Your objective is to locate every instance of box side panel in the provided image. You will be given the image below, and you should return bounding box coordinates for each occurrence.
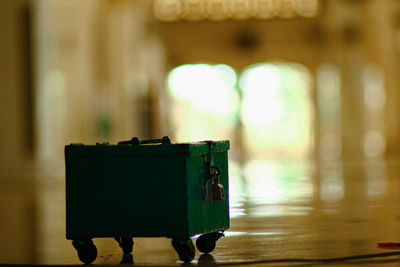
[66,150,188,239]
[186,151,229,237]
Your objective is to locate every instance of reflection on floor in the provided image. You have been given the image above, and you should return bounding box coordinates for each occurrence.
[0,159,399,266]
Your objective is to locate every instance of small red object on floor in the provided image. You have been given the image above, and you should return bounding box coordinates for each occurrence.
[377,243,400,249]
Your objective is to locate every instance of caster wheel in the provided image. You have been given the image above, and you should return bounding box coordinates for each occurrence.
[72,240,97,264]
[172,238,195,263]
[196,232,224,254]
[115,237,134,254]
[120,253,134,264]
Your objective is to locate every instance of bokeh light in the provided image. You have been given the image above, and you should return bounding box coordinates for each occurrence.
[154,0,321,21]
[362,64,386,113]
[240,63,313,161]
[168,62,314,160]
[167,63,239,142]
[317,63,341,160]
[363,130,386,158]
[168,64,239,118]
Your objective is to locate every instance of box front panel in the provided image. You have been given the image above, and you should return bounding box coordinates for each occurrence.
[66,149,188,239]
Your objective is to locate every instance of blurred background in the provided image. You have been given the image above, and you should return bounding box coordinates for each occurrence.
[2,0,400,166]
[2,0,399,167]
[1,0,400,265]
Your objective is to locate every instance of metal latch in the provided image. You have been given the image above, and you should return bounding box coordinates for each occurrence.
[118,136,171,145]
[204,142,225,202]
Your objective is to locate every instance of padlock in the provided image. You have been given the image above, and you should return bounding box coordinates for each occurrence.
[212,173,225,201]
[212,182,225,200]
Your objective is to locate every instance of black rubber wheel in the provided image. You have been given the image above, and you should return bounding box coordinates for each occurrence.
[172,238,195,263]
[73,240,97,264]
[196,233,216,254]
[120,253,134,264]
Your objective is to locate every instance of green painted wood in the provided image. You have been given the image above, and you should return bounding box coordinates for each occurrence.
[65,140,229,240]
[186,151,230,236]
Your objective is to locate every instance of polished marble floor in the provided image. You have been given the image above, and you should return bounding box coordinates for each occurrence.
[0,159,400,266]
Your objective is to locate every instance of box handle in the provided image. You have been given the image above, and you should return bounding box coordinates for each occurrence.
[118,136,171,145]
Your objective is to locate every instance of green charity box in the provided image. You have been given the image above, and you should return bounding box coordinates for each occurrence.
[65,136,230,263]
